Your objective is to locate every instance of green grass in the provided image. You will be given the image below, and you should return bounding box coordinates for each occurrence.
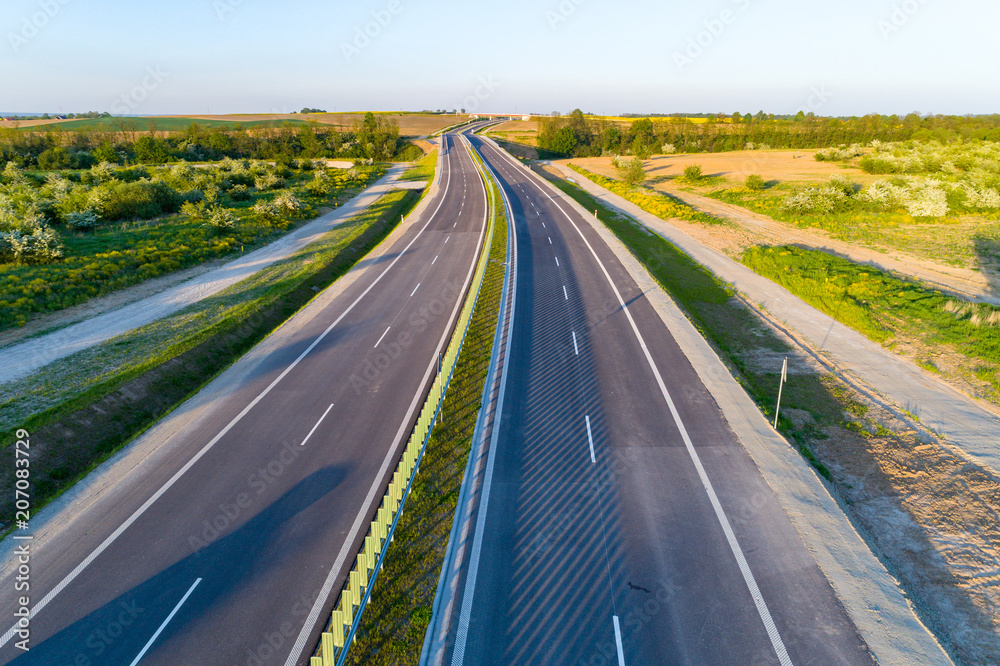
[0,165,384,330]
[742,244,1000,399]
[400,150,437,182]
[568,164,724,225]
[343,167,508,665]
[0,188,421,529]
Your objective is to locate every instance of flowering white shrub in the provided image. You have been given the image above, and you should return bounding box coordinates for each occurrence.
[254,173,284,190]
[2,162,28,185]
[65,209,100,230]
[207,207,238,230]
[252,200,281,222]
[661,143,677,154]
[957,183,1000,209]
[274,191,302,212]
[902,180,949,217]
[857,181,906,210]
[782,186,849,214]
[89,161,117,184]
[0,225,63,263]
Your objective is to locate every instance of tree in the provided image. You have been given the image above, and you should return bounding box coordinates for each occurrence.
[551,126,578,156]
[355,112,400,160]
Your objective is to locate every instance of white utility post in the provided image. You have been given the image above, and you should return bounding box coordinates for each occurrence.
[773,357,788,429]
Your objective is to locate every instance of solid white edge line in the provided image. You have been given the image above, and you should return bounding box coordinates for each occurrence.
[300,404,334,446]
[585,415,596,463]
[572,331,579,356]
[488,140,794,666]
[0,128,462,652]
[284,132,489,666]
[374,326,391,348]
[613,615,626,666]
[128,578,202,666]
[410,283,421,298]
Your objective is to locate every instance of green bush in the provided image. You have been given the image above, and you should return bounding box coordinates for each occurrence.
[613,156,646,186]
[745,174,766,191]
[228,184,252,201]
[683,164,703,181]
[859,156,900,174]
[96,180,182,221]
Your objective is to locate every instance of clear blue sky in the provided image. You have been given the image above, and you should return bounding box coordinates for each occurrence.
[3,0,998,116]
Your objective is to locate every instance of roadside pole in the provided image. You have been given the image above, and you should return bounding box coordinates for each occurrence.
[773,357,788,429]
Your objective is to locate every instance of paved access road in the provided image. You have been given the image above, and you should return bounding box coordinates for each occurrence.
[0,128,488,666]
[452,136,876,665]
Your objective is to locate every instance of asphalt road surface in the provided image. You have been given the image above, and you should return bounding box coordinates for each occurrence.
[451,136,876,665]
[0,128,488,666]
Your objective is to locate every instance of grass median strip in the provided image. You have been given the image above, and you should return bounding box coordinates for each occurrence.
[546,169,1000,663]
[342,173,508,665]
[0,187,422,530]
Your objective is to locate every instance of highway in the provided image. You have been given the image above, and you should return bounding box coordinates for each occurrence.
[449,135,877,665]
[0,128,488,665]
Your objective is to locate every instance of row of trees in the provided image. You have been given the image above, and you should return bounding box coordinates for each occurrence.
[537,110,1000,158]
[0,113,419,169]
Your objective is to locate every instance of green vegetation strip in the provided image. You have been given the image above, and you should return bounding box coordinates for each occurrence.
[568,164,723,225]
[399,150,437,182]
[743,245,1000,399]
[0,188,421,528]
[342,169,508,665]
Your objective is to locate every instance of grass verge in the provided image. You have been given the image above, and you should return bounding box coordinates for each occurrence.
[342,170,508,665]
[400,150,437,182]
[0,188,422,529]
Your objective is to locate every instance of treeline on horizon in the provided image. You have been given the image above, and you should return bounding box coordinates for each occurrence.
[536,110,1000,158]
[0,113,421,169]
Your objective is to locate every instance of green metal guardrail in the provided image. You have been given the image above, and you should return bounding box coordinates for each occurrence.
[309,139,499,666]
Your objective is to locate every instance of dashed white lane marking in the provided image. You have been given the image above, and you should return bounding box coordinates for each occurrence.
[432,255,438,265]
[585,415,596,463]
[548,237,552,244]
[541,222,546,228]
[563,285,568,300]
[300,404,334,446]
[555,256,560,267]
[410,283,421,297]
[572,331,579,355]
[129,578,202,666]
[445,236,450,243]
[374,326,391,348]
[613,616,626,666]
